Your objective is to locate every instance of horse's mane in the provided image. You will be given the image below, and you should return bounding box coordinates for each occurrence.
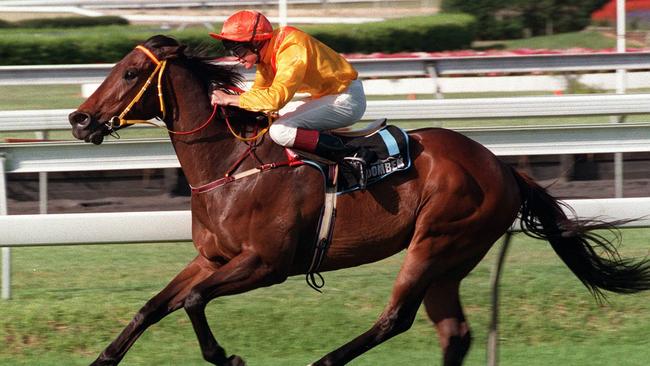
[143,35,244,92]
[143,35,265,126]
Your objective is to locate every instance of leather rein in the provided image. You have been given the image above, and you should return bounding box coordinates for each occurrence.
[109,45,302,194]
[108,45,273,140]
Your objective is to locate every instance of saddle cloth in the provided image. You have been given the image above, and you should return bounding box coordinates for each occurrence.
[299,125,411,193]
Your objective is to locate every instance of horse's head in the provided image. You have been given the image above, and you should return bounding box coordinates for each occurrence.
[69,35,189,144]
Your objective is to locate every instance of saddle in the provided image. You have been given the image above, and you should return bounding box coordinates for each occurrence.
[291,120,411,193]
[331,117,387,138]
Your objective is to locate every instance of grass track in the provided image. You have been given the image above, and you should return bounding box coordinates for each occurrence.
[2,229,649,365]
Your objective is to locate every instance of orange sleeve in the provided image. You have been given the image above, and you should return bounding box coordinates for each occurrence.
[239,44,307,112]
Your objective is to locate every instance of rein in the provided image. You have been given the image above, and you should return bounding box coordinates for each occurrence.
[109,45,295,191]
[108,43,333,292]
[109,45,273,140]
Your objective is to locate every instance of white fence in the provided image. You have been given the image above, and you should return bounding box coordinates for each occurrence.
[2,123,650,174]
[3,198,650,248]
[3,52,650,85]
[4,94,650,133]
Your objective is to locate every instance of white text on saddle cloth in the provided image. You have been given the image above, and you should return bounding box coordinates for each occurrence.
[367,157,405,180]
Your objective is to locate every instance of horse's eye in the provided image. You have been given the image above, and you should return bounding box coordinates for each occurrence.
[124,69,138,80]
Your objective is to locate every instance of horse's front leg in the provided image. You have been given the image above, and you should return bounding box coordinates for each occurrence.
[90,255,219,366]
[183,248,288,366]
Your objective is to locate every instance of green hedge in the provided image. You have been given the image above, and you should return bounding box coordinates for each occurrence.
[0,26,211,65]
[14,16,128,28]
[441,0,609,39]
[304,14,476,53]
[0,19,14,29]
[0,14,476,65]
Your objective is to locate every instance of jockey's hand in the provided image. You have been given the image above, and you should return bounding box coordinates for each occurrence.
[211,90,240,107]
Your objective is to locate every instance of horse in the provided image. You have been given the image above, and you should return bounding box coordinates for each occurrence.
[68,35,650,366]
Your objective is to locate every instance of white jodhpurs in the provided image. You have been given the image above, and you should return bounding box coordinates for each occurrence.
[268,79,366,147]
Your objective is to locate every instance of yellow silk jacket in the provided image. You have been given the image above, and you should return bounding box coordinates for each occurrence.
[238,27,358,112]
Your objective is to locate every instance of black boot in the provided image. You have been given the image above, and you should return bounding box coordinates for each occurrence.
[315,134,373,190]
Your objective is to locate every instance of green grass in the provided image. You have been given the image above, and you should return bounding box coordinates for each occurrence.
[0,84,85,111]
[2,229,650,365]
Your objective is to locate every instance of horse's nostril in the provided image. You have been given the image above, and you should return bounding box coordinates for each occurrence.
[69,111,92,128]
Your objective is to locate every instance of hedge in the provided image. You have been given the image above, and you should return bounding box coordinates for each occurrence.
[0,19,14,29]
[442,0,609,39]
[303,13,476,53]
[0,26,211,65]
[0,14,476,65]
[14,16,128,28]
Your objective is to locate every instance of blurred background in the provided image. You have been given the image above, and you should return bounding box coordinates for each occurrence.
[0,1,649,365]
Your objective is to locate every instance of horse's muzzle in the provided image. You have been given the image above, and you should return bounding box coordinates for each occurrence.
[69,111,106,145]
[69,111,91,129]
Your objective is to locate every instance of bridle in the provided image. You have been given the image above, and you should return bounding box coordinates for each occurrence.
[108,44,272,140]
[108,45,168,131]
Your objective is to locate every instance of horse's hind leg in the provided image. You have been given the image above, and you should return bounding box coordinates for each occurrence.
[423,280,471,366]
[310,238,443,366]
[90,255,218,366]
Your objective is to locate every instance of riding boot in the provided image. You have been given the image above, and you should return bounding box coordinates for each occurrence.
[314,133,373,190]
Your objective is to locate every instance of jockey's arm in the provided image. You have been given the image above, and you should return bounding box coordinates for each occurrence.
[238,44,307,112]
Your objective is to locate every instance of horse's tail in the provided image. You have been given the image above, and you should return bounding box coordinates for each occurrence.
[511,168,650,300]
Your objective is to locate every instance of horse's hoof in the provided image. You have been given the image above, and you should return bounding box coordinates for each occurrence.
[225,355,246,366]
[89,359,116,366]
[89,354,118,366]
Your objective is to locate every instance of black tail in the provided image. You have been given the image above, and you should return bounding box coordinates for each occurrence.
[512,169,650,300]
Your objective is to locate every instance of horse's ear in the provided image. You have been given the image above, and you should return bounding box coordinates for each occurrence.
[159,45,187,60]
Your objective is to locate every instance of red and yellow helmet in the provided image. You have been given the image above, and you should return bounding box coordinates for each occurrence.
[209,10,274,43]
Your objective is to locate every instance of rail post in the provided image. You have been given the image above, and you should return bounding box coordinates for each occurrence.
[36,131,48,214]
[0,154,10,300]
[426,62,443,99]
[613,0,627,198]
[487,231,513,366]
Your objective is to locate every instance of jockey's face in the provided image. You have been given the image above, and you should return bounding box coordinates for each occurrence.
[237,50,258,69]
[224,40,259,69]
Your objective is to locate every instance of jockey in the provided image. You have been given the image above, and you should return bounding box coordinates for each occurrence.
[209,10,373,188]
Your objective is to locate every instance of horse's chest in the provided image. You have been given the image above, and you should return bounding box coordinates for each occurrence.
[192,197,290,260]
[190,200,246,258]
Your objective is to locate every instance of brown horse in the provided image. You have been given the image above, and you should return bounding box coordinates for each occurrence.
[68,35,650,366]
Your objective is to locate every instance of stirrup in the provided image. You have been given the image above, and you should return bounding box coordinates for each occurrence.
[343,156,368,190]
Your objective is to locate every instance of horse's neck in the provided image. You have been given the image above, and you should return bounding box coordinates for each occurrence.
[164,65,283,188]
[167,107,236,186]
[168,102,282,189]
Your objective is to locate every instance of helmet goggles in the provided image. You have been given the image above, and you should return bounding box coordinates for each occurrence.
[223,40,252,59]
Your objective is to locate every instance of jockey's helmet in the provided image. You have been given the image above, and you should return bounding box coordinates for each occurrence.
[209,10,274,43]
